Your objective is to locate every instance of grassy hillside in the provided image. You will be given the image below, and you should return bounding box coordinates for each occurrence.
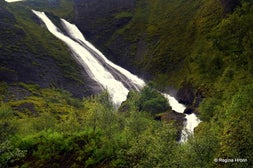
[0,0,96,98]
[23,0,74,19]
[104,0,224,87]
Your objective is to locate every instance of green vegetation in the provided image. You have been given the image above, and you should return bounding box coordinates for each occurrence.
[114,11,133,19]
[107,1,253,166]
[23,0,74,19]
[1,0,85,95]
[138,86,170,115]
[106,0,210,86]
[8,3,81,83]
[1,81,252,167]
[0,84,180,167]
[1,0,253,167]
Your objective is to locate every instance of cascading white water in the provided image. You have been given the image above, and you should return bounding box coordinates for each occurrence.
[181,113,201,142]
[32,10,129,106]
[32,10,200,141]
[61,19,146,91]
[162,93,186,113]
[163,93,201,142]
[4,0,24,2]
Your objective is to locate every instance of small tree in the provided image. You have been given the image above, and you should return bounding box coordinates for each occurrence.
[138,86,171,115]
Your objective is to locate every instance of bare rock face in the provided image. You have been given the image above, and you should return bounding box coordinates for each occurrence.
[219,0,240,14]
[155,111,186,123]
[184,107,195,115]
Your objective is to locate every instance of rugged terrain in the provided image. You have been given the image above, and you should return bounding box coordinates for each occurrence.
[1,0,253,167]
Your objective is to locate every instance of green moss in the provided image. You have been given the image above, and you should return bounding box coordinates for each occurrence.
[5,3,84,85]
[0,81,8,94]
[15,0,74,20]
[114,11,133,19]
[18,83,40,94]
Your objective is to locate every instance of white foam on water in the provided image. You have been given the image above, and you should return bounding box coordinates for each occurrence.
[5,0,24,3]
[61,19,145,90]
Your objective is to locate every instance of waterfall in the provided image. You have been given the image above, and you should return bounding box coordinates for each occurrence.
[162,93,186,113]
[32,10,129,106]
[32,10,200,141]
[181,113,201,142]
[61,19,145,91]
[162,93,201,142]
[4,0,24,2]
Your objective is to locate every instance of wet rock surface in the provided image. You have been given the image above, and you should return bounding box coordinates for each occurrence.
[155,111,186,124]
[176,83,195,105]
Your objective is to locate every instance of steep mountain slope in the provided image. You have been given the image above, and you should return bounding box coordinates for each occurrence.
[0,0,100,99]
[73,0,138,74]
[73,0,227,84]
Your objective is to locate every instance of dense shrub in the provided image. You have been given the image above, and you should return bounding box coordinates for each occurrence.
[138,86,171,115]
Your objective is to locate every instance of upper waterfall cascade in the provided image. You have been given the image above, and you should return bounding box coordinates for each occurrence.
[4,0,24,2]
[32,10,130,106]
[61,19,146,91]
[32,10,201,141]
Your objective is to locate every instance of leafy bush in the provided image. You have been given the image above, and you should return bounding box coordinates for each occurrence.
[138,87,170,115]
[0,141,27,167]
[199,98,219,122]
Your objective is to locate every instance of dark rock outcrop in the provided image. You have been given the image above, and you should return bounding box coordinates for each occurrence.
[176,83,207,115]
[176,83,195,105]
[219,0,240,14]
[155,111,186,125]
[155,110,186,141]
[184,107,195,115]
